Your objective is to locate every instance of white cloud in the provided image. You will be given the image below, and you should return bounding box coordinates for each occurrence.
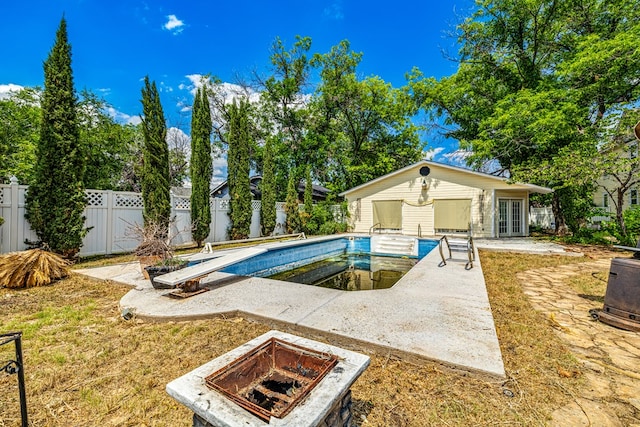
[212,154,228,187]
[167,126,190,147]
[424,147,445,160]
[0,83,24,99]
[106,107,141,125]
[163,14,185,34]
[183,74,261,104]
[442,150,472,166]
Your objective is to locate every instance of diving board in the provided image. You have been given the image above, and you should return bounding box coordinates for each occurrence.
[153,247,267,287]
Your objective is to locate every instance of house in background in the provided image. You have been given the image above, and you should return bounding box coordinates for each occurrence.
[211,175,331,201]
[339,160,552,238]
[592,121,640,218]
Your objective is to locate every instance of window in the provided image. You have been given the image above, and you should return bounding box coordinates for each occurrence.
[434,199,471,233]
[631,189,638,206]
[372,200,402,229]
[603,193,609,208]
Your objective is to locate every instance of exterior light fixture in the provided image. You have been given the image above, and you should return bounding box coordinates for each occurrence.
[421,178,428,191]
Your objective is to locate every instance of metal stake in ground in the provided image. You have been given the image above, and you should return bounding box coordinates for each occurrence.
[1,331,28,427]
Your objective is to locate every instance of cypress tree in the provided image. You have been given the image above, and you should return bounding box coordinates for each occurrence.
[284,173,302,233]
[190,87,213,246]
[140,76,171,235]
[25,17,87,257]
[260,136,276,236]
[304,165,313,215]
[227,99,252,239]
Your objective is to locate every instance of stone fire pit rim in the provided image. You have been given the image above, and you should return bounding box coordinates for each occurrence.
[166,330,371,427]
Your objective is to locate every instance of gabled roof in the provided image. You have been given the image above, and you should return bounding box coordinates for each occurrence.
[338,160,553,196]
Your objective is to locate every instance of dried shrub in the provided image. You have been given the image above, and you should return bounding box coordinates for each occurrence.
[125,219,174,260]
[0,249,70,288]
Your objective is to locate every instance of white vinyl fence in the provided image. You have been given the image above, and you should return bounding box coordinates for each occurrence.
[0,181,286,256]
[529,206,555,230]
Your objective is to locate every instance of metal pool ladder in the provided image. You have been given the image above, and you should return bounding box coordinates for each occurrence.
[438,235,475,270]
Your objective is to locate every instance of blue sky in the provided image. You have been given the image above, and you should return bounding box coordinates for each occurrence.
[1,0,474,165]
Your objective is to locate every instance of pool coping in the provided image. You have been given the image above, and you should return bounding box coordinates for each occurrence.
[75,234,506,379]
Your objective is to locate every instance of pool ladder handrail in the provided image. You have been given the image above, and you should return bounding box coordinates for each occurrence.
[438,235,475,270]
[369,223,382,235]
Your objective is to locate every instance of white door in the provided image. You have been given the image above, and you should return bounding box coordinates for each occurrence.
[498,199,524,237]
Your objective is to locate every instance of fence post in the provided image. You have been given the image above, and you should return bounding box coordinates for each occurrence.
[105,191,114,255]
[10,176,19,252]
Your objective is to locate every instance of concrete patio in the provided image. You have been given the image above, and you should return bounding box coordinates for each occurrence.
[74,237,571,380]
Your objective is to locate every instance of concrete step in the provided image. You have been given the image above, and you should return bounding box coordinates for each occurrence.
[370,235,418,257]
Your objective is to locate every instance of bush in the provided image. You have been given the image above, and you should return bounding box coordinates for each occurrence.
[563,227,613,245]
[600,206,640,246]
[624,206,640,239]
[304,202,348,236]
[319,221,348,235]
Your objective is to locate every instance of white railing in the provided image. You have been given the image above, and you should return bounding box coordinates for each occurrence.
[0,182,287,256]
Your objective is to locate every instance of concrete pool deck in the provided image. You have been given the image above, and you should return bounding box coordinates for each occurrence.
[74,237,571,379]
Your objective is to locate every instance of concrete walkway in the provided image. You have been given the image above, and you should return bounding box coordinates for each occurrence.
[74,237,573,379]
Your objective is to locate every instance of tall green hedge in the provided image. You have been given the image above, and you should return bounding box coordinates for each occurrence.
[140,76,171,235]
[227,99,252,239]
[25,17,87,257]
[190,87,213,246]
[260,136,276,235]
[284,174,302,233]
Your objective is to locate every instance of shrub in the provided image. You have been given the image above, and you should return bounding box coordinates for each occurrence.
[601,206,640,246]
[304,202,348,236]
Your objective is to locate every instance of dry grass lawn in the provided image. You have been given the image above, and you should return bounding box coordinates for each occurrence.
[0,249,609,426]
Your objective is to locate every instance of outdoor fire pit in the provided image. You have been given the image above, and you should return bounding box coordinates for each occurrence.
[167,331,370,427]
[205,337,339,422]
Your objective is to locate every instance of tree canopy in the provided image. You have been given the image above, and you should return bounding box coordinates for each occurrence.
[411,0,640,234]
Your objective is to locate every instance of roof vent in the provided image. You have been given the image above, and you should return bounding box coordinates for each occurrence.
[419,166,431,176]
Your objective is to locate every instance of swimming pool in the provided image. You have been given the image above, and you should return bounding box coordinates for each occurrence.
[268,253,418,290]
[219,236,438,290]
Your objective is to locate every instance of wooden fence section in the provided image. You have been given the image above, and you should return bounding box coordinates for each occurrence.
[0,182,282,256]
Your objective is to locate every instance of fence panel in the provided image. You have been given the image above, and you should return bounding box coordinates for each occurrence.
[0,182,315,254]
[0,185,11,253]
[250,200,262,238]
[0,184,38,254]
[110,192,144,254]
[171,195,193,246]
[212,198,230,242]
[82,190,110,256]
[274,202,287,235]
[529,207,555,229]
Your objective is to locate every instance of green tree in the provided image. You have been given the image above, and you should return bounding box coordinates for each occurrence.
[0,88,40,184]
[312,40,424,192]
[25,17,87,257]
[190,87,213,246]
[284,173,302,233]
[411,0,640,235]
[140,76,171,233]
[227,98,252,240]
[78,90,139,190]
[260,135,277,236]
[301,165,313,232]
[259,36,313,195]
